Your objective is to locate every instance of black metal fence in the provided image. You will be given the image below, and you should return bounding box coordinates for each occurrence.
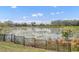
[0,34,79,52]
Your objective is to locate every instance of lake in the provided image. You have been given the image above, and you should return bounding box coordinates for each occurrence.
[6,27,64,40]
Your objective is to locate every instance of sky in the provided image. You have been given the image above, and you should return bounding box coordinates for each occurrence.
[0,6,79,24]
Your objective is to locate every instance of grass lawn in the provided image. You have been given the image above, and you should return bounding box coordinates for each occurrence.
[0,42,48,52]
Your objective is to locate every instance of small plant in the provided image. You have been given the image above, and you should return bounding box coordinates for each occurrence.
[62,29,73,52]
[62,29,72,40]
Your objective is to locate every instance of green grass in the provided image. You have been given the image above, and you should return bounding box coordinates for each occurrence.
[0,42,48,52]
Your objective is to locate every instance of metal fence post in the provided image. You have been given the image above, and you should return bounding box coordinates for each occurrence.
[56,40,59,51]
[14,35,16,43]
[23,37,25,46]
[3,34,5,41]
[11,34,12,42]
[34,38,36,48]
[66,40,71,52]
[45,40,48,49]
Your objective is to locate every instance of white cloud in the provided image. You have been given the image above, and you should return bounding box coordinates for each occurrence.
[51,12,55,15]
[32,13,43,17]
[60,11,64,14]
[23,16,26,19]
[23,16,29,19]
[56,12,60,14]
[22,16,30,21]
[32,14,38,17]
[11,6,17,8]
[51,11,64,15]
[38,13,43,16]
[55,11,64,15]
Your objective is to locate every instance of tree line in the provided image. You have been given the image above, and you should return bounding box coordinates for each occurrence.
[0,20,79,27]
[51,20,79,26]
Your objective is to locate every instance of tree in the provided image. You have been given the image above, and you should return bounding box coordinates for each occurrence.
[4,20,14,26]
[31,22,36,26]
[39,23,45,26]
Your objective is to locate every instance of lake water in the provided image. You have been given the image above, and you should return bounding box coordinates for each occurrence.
[7,27,63,40]
[6,27,79,40]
